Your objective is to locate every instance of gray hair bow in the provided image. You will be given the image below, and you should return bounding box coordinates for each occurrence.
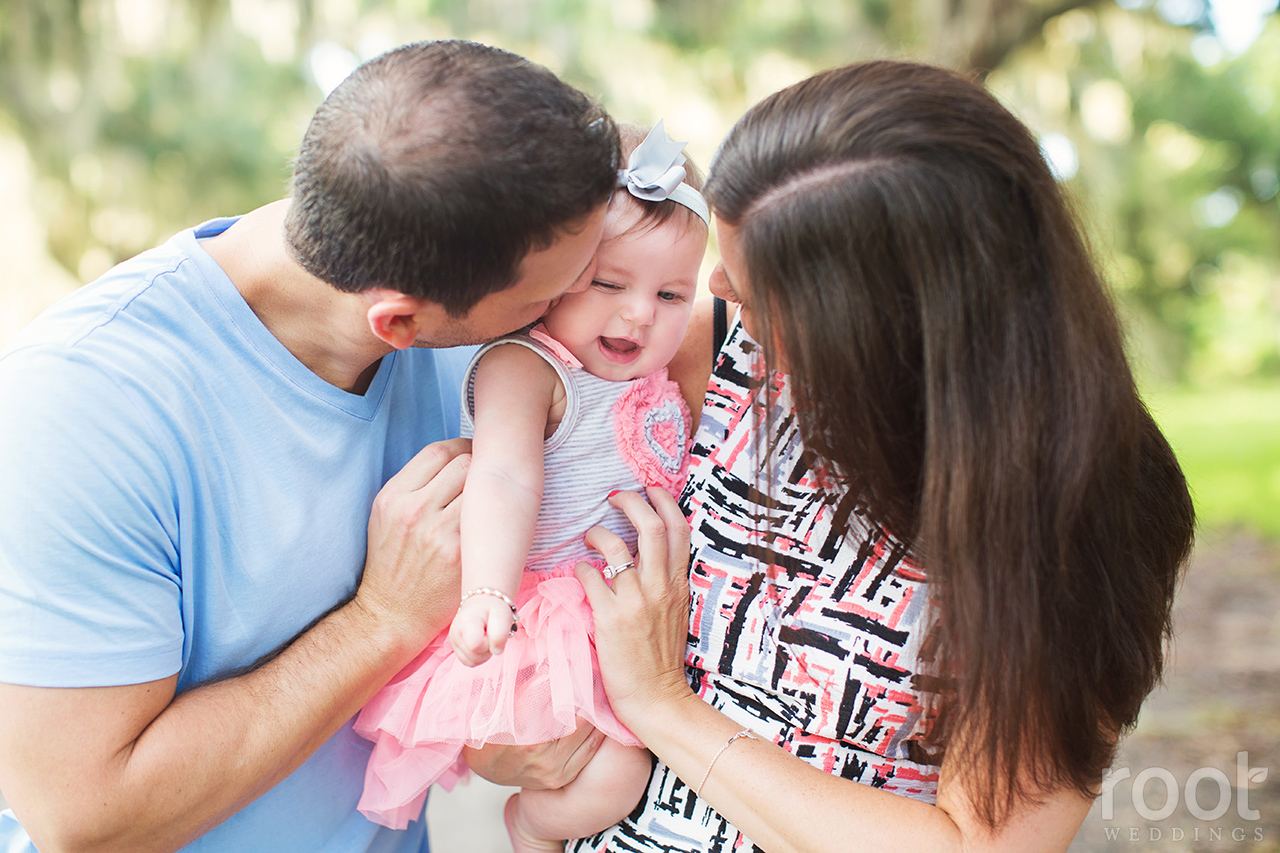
[617,120,710,225]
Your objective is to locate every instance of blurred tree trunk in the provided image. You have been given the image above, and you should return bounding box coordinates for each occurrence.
[647,0,1101,78]
[921,0,1104,74]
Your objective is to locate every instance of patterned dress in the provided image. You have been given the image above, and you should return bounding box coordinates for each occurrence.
[570,317,940,852]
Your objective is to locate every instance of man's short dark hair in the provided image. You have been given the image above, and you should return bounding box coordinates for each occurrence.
[284,40,619,315]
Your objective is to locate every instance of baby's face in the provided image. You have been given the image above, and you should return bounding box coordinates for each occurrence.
[541,211,704,382]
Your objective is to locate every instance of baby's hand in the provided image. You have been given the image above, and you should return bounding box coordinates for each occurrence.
[449,592,517,666]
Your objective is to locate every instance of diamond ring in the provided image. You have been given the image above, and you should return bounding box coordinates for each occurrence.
[602,560,635,579]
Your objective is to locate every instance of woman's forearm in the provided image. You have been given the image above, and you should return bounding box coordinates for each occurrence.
[620,688,962,853]
[627,687,1093,853]
[581,489,1093,853]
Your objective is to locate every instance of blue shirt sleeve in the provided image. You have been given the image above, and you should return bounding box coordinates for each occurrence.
[0,347,184,687]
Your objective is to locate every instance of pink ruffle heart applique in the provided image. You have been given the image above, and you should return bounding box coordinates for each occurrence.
[611,369,692,497]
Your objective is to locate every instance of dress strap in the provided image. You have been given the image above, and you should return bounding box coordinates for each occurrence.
[459,333,579,453]
[712,297,728,356]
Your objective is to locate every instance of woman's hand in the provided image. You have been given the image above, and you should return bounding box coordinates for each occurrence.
[573,487,1093,853]
[575,486,695,725]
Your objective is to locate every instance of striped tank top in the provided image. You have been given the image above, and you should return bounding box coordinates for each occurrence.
[461,331,691,573]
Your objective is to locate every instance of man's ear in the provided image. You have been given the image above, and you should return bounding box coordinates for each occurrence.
[365,289,435,350]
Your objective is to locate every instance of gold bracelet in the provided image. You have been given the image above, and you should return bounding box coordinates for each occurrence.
[696,728,758,796]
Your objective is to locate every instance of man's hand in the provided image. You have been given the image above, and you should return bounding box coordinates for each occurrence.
[0,438,475,853]
[463,720,606,790]
[354,438,471,653]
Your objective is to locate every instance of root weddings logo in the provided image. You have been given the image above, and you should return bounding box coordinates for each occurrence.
[1097,752,1269,843]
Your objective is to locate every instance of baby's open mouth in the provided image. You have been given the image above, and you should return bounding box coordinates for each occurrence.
[600,337,639,354]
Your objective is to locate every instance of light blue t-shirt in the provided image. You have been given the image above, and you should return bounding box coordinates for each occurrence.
[0,218,475,852]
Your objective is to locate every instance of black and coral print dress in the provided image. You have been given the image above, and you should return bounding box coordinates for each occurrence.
[569,317,940,852]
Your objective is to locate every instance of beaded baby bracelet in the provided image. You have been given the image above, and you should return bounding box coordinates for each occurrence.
[459,587,520,634]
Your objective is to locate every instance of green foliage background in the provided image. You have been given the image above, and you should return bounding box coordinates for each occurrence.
[1,0,1278,536]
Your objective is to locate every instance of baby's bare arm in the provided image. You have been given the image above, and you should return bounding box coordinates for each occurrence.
[454,344,560,663]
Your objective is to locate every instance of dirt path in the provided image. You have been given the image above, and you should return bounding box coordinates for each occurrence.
[1068,530,1280,852]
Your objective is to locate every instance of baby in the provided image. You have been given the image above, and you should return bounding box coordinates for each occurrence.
[355,122,709,852]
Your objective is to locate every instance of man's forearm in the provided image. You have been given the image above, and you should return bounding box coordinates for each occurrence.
[1,440,470,853]
[3,600,422,853]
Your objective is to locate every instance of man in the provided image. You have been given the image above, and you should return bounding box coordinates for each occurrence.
[0,40,616,852]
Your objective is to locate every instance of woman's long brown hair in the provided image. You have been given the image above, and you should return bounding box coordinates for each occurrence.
[703,61,1195,826]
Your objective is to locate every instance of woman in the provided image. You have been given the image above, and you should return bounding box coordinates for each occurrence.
[569,60,1195,851]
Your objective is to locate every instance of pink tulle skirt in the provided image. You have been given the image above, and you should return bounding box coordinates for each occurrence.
[353,562,639,830]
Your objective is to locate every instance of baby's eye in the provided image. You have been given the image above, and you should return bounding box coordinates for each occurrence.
[592,281,623,292]
[658,291,686,302]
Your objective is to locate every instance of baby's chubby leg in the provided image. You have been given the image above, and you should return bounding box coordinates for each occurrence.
[505,737,651,852]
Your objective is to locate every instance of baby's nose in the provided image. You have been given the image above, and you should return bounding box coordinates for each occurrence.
[621,296,655,325]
